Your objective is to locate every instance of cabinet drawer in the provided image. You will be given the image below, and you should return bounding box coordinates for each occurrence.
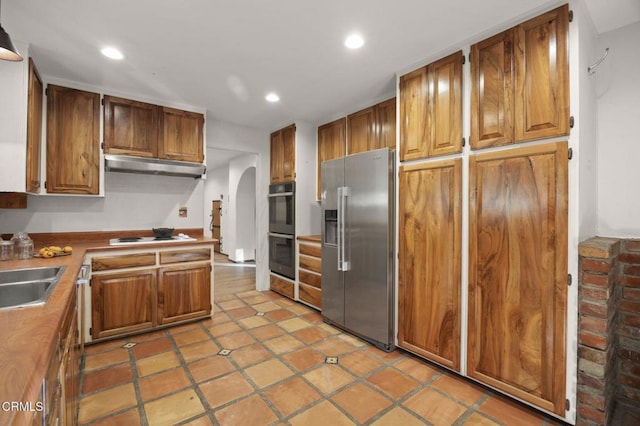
[92,253,156,271]
[299,284,321,309]
[160,248,211,264]
[299,254,321,274]
[270,274,294,299]
[298,270,321,289]
[299,243,321,258]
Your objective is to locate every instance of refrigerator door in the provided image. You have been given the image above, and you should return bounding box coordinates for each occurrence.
[344,148,394,348]
[321,157,345,326]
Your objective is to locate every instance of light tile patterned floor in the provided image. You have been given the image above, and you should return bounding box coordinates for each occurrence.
[78,290,565,425]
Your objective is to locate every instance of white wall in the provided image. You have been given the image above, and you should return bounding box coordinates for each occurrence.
[206,118,270,290]
[226,155,257,262]
[235,167,256,261]
[295,121,322,236]
[596,21,640,237]
[0,172,204,233]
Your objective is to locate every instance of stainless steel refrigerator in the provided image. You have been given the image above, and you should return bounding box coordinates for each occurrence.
[321,147,395,352]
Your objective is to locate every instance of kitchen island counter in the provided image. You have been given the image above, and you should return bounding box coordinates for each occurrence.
[0,230,216,425]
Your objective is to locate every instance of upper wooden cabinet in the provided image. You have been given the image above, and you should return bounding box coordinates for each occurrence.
[471,4,569,148]
[103,95,159,158]
[26,58,43,193]
[468,141,568,415]
[270,124,296,184]
[400,51,463,161]
[317,118,346,199]
[347,97,396,155]
[398,158,462,371]
[159,106,205,163]
[46,85,100,195]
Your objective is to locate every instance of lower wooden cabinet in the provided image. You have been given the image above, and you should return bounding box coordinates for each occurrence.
[86,245,213,342]
[91,270,157,339]
[159,264,211,324]
[398,159,462,370]
[468,141,568,415]
[270,273,295,299]
[297,237,322,310]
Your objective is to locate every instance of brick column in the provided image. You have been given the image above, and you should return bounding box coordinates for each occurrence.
[616,240,640,415]
[577,237,620,426]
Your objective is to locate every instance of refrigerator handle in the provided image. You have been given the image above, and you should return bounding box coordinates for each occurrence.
[337,187,343,271]
[339,186,350,271]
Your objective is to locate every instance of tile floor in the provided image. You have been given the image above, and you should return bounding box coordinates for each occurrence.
[78,290,565,425]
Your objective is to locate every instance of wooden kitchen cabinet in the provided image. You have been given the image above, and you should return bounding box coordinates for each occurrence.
[470,4,569,149]
[86,246,214,342]
[26,58,43,193]
[398,158,462,371]
[159,106,205,163]
[59,289,80,426]
[347,97,396,155]
[46,84,101,195]
[399,51,463,161]
[317,118,346,199]
[297,237,322,310]
[270,273,295,300]
[468,141,568,415]
[270,124,296,184]
[91,269,157,339]
[158,264,211,324]
[103,95,159,158]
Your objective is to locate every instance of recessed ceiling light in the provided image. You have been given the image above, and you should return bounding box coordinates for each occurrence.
[265,93,280,103]
[344,34,364,49]
[101,47,124,60]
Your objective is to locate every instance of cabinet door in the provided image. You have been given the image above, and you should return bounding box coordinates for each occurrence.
[91,270,157,339]
[26,58,43,193]
[317,118,346,199]
[270,129,284,183]
[347,106,375,155]
[470,30,514,149]
[514,5,569,142]
[158,264,211,324]
[60,308,79,426]
[376,97,396,151]
[104,95,159,158]
[281,124,296,182]
[428,51,463,157]
[398,158,461,370]
[46,85,100,195]
[159,107,204,163]
[468,141,568,415]
[399,66,428,161]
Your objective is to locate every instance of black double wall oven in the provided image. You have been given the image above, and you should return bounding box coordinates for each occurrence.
[268,181,295,279]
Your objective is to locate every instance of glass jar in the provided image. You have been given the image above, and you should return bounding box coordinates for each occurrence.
[0,240,14,261]
[11,232,34,260]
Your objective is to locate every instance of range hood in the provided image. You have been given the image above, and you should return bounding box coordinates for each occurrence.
[104,154,206,178]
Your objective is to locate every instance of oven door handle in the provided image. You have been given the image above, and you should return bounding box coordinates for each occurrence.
[268,232,294,239]
[268,192,294,197]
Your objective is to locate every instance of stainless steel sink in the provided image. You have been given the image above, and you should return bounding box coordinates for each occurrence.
[0,266,66,309]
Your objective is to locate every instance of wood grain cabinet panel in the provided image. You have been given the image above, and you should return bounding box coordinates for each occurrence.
[347,106,376,155]
[91,253,156,271]
[91,270,157,339]
[376,97,397,151]
[399,66,429,161]
[514,4,570,142]
[26,58,43,193]
[158,264,211,324]
[159,106,204,163]
[470,30,514,149]
[104,95,159,158]
[400,51,463,161]
[468,141,568,415]
[270,274,294,299]
[46,85,100,195]
[470,4,569,149]
[160,248,211,264]
[270,124,296,184]
[398,158,462,370]
[299,284,321,309]
[317,118,346,199]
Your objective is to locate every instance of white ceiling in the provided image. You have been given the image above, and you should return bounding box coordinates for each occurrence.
[4,0,639,137]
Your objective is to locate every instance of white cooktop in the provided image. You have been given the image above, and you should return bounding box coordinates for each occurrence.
[109,235,197,246]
